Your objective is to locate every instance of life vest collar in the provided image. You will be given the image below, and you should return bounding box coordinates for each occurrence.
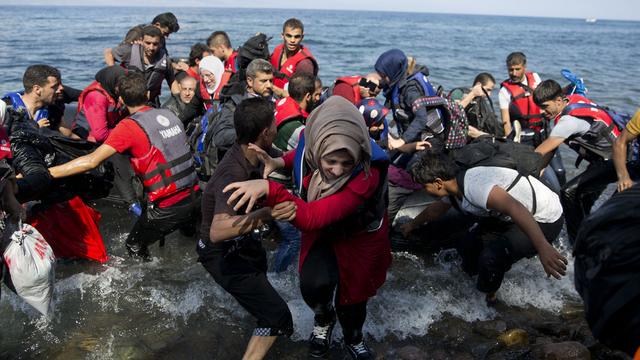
[500,72,543,129]
[2,91,48,121]
[275,96,308,128]
[270,43,318,89]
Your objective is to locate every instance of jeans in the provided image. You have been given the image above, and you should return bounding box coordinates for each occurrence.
[272,220,301,273]
[300,239,368,344]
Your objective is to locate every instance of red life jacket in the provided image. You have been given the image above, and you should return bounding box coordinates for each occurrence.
[213,51,239,101]
[74,81,124,142]
[127,108,198,202]
[225,51,238,73]
[270,43,318,89]
[275,96,308,128]
[186,67,213,111]
[333,76,363,105]
[554,94,619,161]
[0,127,11,159]
[501,72,543,131]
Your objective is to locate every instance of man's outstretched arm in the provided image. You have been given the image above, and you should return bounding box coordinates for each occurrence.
[48,144,118,179]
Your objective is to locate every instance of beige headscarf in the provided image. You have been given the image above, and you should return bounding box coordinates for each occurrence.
[304,96,372,201]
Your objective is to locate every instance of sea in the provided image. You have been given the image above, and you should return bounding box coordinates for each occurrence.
[0,5,638,359]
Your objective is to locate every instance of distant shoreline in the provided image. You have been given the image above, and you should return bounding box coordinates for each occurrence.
[1,4,637,23]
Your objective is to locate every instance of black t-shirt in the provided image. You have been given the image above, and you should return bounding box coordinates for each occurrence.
[199,143,280,243]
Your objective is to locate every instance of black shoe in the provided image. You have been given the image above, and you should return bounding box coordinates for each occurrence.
[126,243,150,261]
[345,340,374,360]
[308,319,335,358]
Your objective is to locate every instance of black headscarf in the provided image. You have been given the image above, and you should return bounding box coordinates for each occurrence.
[95,66,126,101]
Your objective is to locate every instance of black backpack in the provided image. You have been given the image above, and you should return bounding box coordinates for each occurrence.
[233,33,271,82]
[453,136,542,178]
[574,184,640,356]
[449,87,503,138]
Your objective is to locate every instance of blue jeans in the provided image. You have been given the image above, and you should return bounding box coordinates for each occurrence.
[272,221,301,273]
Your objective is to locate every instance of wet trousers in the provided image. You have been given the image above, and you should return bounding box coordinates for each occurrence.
[126,191,201,256]
[300,240,368,345]
[197,237,293,337]
[106,153,138,204]
[457,216,564,294]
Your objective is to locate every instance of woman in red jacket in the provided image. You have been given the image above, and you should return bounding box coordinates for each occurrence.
[74,66,127,142]
[224,96,391,360]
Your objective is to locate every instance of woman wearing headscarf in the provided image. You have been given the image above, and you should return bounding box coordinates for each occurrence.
[224,96,391,360]
[198,55,224,110]
[375,49,443,224]
[74,65,127,142]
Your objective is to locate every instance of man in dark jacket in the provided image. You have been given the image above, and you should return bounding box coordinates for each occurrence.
[161,76,203,127]
[212,58,275,161]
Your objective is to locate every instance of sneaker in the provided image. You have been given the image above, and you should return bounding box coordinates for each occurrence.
[308,320,335,358]
[345,340,374,360]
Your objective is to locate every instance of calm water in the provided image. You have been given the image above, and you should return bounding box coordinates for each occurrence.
[0,6,637,359]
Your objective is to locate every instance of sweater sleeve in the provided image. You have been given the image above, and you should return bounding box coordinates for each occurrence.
[83,91,111,142]
[401,82,430,143]
[265,168,380,232]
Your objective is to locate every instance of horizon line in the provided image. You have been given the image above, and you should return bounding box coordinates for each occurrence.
[1,3,637,22]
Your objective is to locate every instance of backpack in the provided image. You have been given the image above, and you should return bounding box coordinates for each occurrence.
[453,136,542,178]
[574,184,640,355]
[233,33,271,82]
[411,92,469,150]
[449,87,503,137]
[189,107,222,180]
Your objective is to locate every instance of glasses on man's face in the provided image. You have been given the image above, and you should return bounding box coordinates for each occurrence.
[284,34,303,40]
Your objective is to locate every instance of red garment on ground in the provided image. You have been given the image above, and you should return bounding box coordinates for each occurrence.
[28,196,108,263]
[266,151,391,305]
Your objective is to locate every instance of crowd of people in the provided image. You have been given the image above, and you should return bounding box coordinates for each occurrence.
[1,12,639,360]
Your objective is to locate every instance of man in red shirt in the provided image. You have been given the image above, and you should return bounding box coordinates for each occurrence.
[47,72,200,260]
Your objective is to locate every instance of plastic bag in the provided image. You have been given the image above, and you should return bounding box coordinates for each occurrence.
[3,223,55,316]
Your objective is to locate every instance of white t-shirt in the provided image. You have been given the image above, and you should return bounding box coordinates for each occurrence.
[549,114,591,139]
[499,73,542,110]
[457,166,563,223]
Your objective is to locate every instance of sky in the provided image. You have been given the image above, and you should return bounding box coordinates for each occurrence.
[4,0,639,21]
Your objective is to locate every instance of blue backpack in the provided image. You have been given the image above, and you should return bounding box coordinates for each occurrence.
[189,106,222,179]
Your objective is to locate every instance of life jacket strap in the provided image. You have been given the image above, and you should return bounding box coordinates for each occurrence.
[142,152,193,181]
